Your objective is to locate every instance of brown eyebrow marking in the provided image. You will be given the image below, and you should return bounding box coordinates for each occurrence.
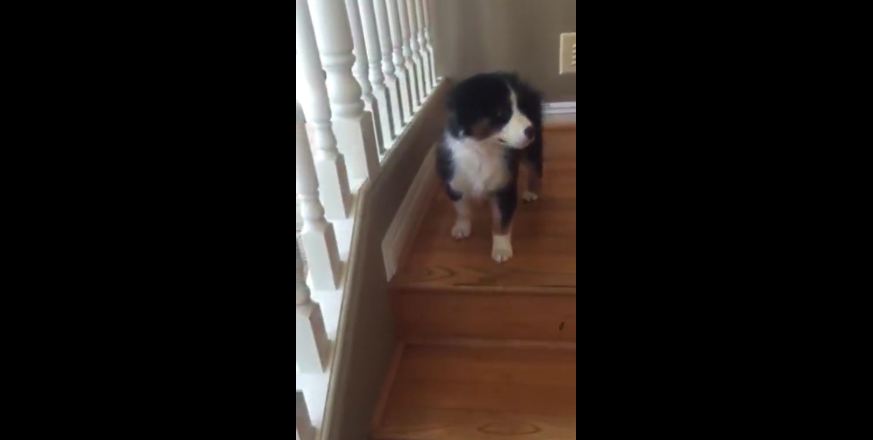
[470,118,496,139]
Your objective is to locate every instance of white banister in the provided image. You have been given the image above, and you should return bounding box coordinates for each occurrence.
[413,0,433,93]
[405,0,426,104]
[372,0,405,137]
[308,0,380,182]
[296,0,352,220]
[384,0,414,124]
[345,0,387,154]
[356,0,396,152]
[297,242,330,373]
[396,0,421,111]
[422,0,437,88]
[297,102,342,290]
[296,391,315,440]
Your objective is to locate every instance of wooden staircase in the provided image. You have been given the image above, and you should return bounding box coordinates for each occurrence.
[371,127,577,439]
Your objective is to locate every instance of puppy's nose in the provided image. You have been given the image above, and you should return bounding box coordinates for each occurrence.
[523,126,535,140]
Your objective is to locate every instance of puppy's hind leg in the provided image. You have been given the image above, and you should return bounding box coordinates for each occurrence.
[521,136,543,203]
[521,159,541,203]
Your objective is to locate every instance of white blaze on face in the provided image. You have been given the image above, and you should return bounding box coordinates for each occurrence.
[499,88,533,149]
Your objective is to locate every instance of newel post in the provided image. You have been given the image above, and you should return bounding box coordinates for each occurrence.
[296,0,352,220]
[296,242,330,373]
[308,0,381,182]
[296,102,342,290]
[345,0,387,153]
[396,0,421,111]
[384,0,414,125]
[422,0,438,87]
[413,0,433,93]
[356,0,397,152]
[372,0,405,137]
[296,391,315,440]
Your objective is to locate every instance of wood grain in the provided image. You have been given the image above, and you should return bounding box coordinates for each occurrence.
[372,344,576,439]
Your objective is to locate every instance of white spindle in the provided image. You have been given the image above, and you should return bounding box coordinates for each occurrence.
[356,0,396,152]
[422,0,437,87]
[296,391,315,440]
[405,0,426,104]
[297,102,342,290]
[345,0,386,153]
[396,0,421,111]
[308,0,380,182]
[384,0,414,124]
[413,0,433,93]
[372,0,405,137]
[297,0,352,220]
[297,243,330,373]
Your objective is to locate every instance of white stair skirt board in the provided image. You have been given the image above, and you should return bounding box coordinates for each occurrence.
[319,79,452,440]
[382,144,438,280]
[543,101,576,126]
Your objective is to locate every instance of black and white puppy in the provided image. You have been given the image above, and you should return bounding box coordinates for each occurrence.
[436,72,543,263]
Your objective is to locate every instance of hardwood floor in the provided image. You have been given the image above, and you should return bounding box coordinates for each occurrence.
[374,127,577,439]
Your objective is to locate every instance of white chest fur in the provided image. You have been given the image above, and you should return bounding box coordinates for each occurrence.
[445,135,510,199]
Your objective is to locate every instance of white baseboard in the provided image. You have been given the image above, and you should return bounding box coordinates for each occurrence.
[543,101,576,126]
[381,145,438,281]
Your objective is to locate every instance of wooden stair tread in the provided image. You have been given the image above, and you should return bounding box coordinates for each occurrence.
[372,343,577,439]
[391,129,577,294]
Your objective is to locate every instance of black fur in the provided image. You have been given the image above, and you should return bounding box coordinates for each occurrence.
[437,72,543,226]
[444,72,543,178]
[494,173,518,231]
[446,74,514,139]
[436,143,462,201]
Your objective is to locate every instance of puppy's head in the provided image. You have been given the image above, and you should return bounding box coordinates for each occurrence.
[446,73,537,149]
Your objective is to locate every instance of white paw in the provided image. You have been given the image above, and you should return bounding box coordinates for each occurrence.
[451,219,471,239]
[522,191,539,203]
[491,235,513,263]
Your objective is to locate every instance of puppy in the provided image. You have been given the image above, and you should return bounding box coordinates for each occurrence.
[436,72,543,263]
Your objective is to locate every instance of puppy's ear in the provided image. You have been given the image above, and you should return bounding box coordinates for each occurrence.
[446,85,465,137]
[446,86,457,109]
[501,71,521,84]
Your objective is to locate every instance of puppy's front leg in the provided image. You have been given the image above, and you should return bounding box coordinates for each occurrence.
[451,196,472,240]
[490,186,517,263]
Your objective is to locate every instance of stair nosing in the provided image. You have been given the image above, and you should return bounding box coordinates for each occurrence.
[390,283,576,296]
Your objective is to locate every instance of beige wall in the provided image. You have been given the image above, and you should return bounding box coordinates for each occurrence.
[432,0,577,101]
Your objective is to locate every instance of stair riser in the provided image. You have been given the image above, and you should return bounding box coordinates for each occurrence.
[393,290,576,342]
